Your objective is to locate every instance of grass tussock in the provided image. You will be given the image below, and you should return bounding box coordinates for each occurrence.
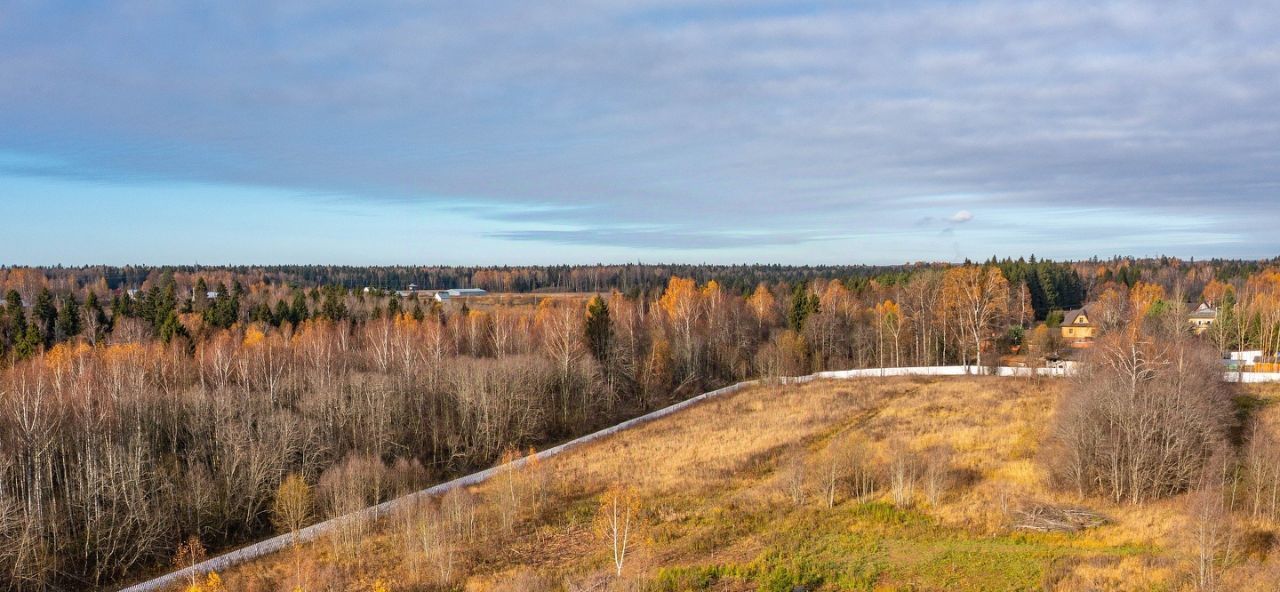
[190,377,1280,591]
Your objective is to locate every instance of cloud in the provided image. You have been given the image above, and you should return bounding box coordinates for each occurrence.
[487,227,836,249]
[0,1,1277,259]
[949,210,974,223]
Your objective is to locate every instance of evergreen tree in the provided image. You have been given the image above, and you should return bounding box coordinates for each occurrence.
[411,301,425,322]
[34,288,57,347]
[290,291,310,324]
[145,282,179,334]
[16,321,41,359]
[2,290,26,354]
[55,294,82,341]
[585,295,611,362]
[787,283,820,331]
[192,277,210,312]
[84,291,110,341]
[273,300,292,327]
[319,286,347,321]
[158,310,188,344]
[250,302,274,325]
[204,282,240,329]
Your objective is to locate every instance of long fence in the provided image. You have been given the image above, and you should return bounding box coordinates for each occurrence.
[115,363,1280,592]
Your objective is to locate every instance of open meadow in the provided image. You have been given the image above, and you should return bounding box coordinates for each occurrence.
[187,376,1280,592]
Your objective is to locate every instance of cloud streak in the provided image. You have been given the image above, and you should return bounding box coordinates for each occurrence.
[0,1,1278,261]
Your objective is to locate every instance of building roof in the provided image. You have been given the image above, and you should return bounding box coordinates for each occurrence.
[1189,302,1217,319]
[1062,306,1094,327]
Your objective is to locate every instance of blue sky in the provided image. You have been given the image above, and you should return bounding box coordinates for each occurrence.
[1,0,1277,265]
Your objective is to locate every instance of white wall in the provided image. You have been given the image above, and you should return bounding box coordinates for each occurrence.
[116,362,1277,592]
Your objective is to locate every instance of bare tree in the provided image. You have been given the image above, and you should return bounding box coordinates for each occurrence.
[594,484,641,578]
[922,445,953,508]
[781,450,808,507]
[1243,418,1280,521]
[888,439,917,508]
[1188,452,1240,591]
[1045,331,1234,504]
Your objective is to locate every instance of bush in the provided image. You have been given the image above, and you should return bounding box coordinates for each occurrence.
[1043,331,1234,504]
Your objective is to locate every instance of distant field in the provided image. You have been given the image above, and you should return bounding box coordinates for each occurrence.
[432,292,601,311]
[190,377,1280,591]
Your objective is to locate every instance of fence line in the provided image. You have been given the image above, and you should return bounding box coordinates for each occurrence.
[115,363,1280,592]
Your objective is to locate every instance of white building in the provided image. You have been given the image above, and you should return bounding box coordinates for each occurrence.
[434,288,487,302]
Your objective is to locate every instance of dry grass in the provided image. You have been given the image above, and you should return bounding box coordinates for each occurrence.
[189,377,1280,591]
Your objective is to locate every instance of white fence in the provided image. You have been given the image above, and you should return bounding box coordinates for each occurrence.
[115,363,1278,592]
[1227,371,1280,383]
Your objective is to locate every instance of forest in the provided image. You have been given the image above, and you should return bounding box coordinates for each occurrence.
[1,256,1279,590]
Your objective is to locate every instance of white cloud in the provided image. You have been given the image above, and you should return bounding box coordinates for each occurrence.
[0,1,1278,257]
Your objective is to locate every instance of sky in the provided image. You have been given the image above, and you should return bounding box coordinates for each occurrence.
[1,0,1278,266]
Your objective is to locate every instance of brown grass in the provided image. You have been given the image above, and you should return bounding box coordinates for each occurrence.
[188,377,1280,591]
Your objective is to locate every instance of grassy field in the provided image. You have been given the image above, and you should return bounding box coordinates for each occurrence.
[191,377,1280,591]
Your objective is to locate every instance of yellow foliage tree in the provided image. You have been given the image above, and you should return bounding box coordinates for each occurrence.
[943,266,1010,369]
[746,283,776,330]
[271,473,313,546]
[242,326,266,348]
[658,276,701,371]
[1128,282,1166,322]
[874,299,903,367]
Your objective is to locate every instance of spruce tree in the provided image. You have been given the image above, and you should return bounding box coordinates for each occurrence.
[2,290,25,353]
[192,277,209,312]
[787,283,819,331]
[585,295,611,361]
[290,292,310,324]
[34,288,57,347]
[273,300,292,327]
[16,321,41,359]
[55,294,82,341]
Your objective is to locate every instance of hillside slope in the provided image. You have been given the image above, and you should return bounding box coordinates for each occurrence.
[190,376,1280,591]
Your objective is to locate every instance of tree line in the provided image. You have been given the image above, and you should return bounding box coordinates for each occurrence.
[3,257,1280,589]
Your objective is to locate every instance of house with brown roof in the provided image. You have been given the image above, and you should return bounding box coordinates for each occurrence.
[1061,307,1097,347]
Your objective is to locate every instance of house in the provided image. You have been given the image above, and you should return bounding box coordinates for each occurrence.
[1188,302,1217,335]
[434,288,487,302]
[1060,307,1097,347]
